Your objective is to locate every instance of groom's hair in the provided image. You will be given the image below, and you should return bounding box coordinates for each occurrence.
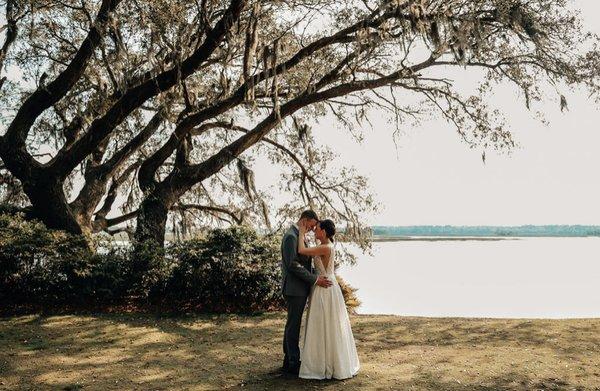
[299,209,319,221]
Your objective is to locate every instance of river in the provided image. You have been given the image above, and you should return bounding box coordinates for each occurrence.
[337,237,600,318]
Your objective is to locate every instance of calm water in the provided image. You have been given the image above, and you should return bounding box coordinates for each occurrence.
[337,237,600,318]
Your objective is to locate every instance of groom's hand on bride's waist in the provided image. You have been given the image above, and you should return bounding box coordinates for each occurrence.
[316,276,332,288]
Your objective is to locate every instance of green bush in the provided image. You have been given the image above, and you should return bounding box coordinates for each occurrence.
[83,247,131,303]
[0,213,358,314]
[0,213,130,305]
[161,227,284,312]
[130,240,171,298]
[0,215,284,312]
[0,213,90,304]
[0,204,24,216]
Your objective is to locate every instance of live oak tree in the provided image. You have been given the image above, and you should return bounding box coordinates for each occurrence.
[0,0,379,252]
[0,0,598,253]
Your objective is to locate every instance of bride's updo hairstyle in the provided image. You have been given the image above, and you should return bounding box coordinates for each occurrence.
[319,219,336,242]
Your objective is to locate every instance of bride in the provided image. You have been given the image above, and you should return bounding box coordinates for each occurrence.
[297,219,360,380]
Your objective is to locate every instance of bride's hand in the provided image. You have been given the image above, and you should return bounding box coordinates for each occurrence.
[299,221,307,235]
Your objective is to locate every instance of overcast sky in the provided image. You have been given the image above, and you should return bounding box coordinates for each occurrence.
[254,0,600,226]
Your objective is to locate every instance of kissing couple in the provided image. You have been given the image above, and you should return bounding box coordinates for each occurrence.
[280,209,360,380]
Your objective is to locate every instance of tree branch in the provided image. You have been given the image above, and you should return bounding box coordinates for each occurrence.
[50,0,247,179]
[94,160,140,222]
[70,108,165,218]
[0,0,19,84]
[163,54,438,198]
[102,202,244,229]
[173,203,244,225]
[2,0,122,149]
[137,3,411,189]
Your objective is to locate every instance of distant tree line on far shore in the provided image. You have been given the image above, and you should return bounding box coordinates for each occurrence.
[371,225,600,237]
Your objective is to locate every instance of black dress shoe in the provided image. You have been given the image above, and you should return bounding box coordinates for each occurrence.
[288,364,300,376]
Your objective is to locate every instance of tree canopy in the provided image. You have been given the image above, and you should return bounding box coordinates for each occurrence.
[0,0,598,254]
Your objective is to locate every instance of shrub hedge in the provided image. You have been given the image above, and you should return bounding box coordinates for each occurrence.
[159,227,283,312]
[0,213,360,314]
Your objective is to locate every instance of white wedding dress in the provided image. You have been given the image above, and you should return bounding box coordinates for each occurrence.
[299,243,360,380]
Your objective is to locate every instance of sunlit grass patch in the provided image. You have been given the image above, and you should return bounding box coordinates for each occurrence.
[1,313,599,390]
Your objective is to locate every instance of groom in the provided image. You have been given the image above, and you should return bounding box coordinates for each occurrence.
[280,209,332,376]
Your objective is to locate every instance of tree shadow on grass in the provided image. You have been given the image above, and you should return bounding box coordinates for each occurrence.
[0,312,289,390]
[1,313,599,390]
[230,368,585,391]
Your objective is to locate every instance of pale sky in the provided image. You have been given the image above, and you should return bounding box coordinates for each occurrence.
[254,1,600,227]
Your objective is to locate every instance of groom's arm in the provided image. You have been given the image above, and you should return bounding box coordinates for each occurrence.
[283,234,318,286]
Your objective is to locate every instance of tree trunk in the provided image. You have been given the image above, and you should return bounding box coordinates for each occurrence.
[22,174,83,235]
[131,187,173,287]
[70,180,107,234]
[0,140,84,235]
[134,187,172,246]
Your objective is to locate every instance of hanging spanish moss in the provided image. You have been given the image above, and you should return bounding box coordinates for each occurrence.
[270,38,281,121]
[236,159,256,201]
[560,95,568,112]
[428,19,441,47]
[243,3,260,101]
[293,116,309,142]
[260,199,272,231]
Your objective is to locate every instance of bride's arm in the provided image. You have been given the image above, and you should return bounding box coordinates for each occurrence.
[298,242,330,257]
[298,225,331,257]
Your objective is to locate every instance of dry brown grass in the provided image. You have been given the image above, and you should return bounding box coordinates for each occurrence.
[1,313,600,390]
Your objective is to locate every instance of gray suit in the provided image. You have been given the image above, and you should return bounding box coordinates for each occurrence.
[280,224,318,370]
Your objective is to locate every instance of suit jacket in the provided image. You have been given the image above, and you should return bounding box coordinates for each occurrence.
[280,224,318,297]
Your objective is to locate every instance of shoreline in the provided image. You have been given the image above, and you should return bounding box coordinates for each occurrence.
[369,236,514,242]
[351,312,600,320]
[369,235,600,242]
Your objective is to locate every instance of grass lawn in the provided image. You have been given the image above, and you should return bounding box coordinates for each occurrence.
[1,312,599,390]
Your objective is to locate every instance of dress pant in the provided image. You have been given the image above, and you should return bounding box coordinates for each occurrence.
[282,294,308,369]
